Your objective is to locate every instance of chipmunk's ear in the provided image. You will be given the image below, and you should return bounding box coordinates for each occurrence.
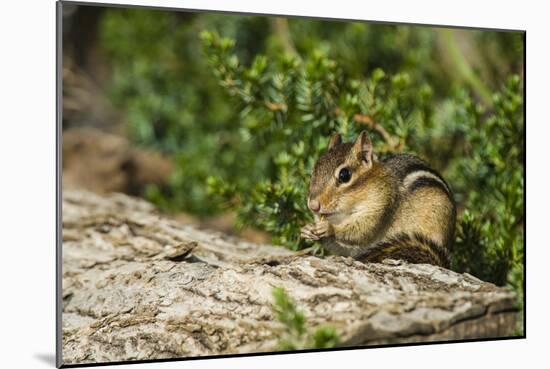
[353,130,373,166]
[327,133,342,150]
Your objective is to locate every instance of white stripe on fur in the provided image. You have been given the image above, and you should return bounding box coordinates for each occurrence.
[403,170,449,193]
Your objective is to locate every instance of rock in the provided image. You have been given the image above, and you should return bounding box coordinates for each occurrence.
[62,128,173,195]
[61,190,517,365]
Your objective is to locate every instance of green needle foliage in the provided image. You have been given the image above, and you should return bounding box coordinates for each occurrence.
[448,77,524,321]
[98,8,524,327]
[272,287,340,350]
[200,29,439,249]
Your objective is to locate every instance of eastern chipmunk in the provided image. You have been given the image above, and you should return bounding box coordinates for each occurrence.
[300,131,456,267]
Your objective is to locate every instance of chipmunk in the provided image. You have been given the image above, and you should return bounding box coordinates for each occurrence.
[300,131,456,267]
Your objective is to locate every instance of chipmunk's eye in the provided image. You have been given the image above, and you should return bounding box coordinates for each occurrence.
[338,167,352,183]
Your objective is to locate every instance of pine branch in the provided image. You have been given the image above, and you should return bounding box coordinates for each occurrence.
[353,113,402,150]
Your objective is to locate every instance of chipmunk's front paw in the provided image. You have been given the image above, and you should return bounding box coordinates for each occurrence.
[300,223,319,241]
[300,220,333,241]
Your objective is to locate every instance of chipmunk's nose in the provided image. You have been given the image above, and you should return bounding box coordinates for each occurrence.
[308,199,321,213]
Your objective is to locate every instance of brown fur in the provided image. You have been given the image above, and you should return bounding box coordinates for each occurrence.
[304,131,456,267]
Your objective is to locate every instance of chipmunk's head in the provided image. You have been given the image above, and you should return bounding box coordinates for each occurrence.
[307,130,386,222]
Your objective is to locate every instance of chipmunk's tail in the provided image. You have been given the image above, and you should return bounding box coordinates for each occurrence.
[355,232,449,268]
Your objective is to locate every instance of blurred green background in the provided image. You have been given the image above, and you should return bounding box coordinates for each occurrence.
[62,4,524,330]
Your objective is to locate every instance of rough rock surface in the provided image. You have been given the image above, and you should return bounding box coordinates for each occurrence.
[61,190,517,365]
